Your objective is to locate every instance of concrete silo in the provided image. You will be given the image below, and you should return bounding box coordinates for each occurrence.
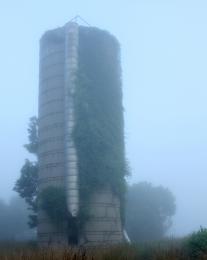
[38,21,126,247]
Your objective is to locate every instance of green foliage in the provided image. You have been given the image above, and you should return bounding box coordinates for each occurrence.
[39,186,68,226]
[126,182,176,242]
[74,27,128,224]
[14,160,38,209]
[14,117,38,228]
[24,117,38,155]
[186,227,207,259]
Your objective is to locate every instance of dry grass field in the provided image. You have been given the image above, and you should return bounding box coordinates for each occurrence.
[1,237,207,260]
[3,228,207,259]
[0,241,196,260]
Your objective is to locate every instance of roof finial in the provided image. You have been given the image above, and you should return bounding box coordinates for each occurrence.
[69,15,91,26]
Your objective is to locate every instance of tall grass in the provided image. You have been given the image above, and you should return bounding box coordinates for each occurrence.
[0,240,207,260]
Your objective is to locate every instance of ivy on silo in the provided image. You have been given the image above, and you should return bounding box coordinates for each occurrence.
[73,27,128,224]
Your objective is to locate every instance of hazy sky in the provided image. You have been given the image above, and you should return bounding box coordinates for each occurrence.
[0,0,207,236]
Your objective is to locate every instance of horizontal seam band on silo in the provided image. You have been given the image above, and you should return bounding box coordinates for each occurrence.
[39,74,64,84]
[40,87,64,95]
[40,78,64,87]
[38,136,64,145]
[38,111,64,121]
[85,216,120,220]
[86,203,120,208]
[40,62,64,71]
[39,149,64,157]
[38,176,65,183]
[39,149,64,156]
[38,122,64,132]
[38,162,64,169]
[39,98,64,107]
[84,231,122,234]
[39,162,65,168]
[38,233,67,237]
[40,51,64,61]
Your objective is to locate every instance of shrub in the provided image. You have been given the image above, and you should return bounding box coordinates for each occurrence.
[186,227,207,259]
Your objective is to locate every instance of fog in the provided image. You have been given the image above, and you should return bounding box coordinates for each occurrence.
[0,0,207,237]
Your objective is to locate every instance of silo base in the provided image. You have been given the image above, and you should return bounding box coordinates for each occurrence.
[80,188,123,246]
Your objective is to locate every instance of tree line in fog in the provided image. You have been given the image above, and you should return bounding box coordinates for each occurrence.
[0,182,175,242]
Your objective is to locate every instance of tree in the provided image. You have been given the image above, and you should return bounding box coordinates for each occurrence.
[14,117,38,228]
[125,182,176,242]
[13,117,70,232]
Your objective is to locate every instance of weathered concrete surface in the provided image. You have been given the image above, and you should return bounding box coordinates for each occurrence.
[81,188,123,246]
[38,27,67,246]
[38,23,123,247]
[64,22,79,218]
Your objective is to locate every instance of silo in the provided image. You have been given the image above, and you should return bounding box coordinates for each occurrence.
[38,27,67,246]
[38,21,125,247]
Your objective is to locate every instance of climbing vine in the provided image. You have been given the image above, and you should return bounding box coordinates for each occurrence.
[73,27,128,224]
[39,186,67,227]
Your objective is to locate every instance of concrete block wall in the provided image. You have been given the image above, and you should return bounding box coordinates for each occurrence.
[82,188,123,246]
[38,28,68,246]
